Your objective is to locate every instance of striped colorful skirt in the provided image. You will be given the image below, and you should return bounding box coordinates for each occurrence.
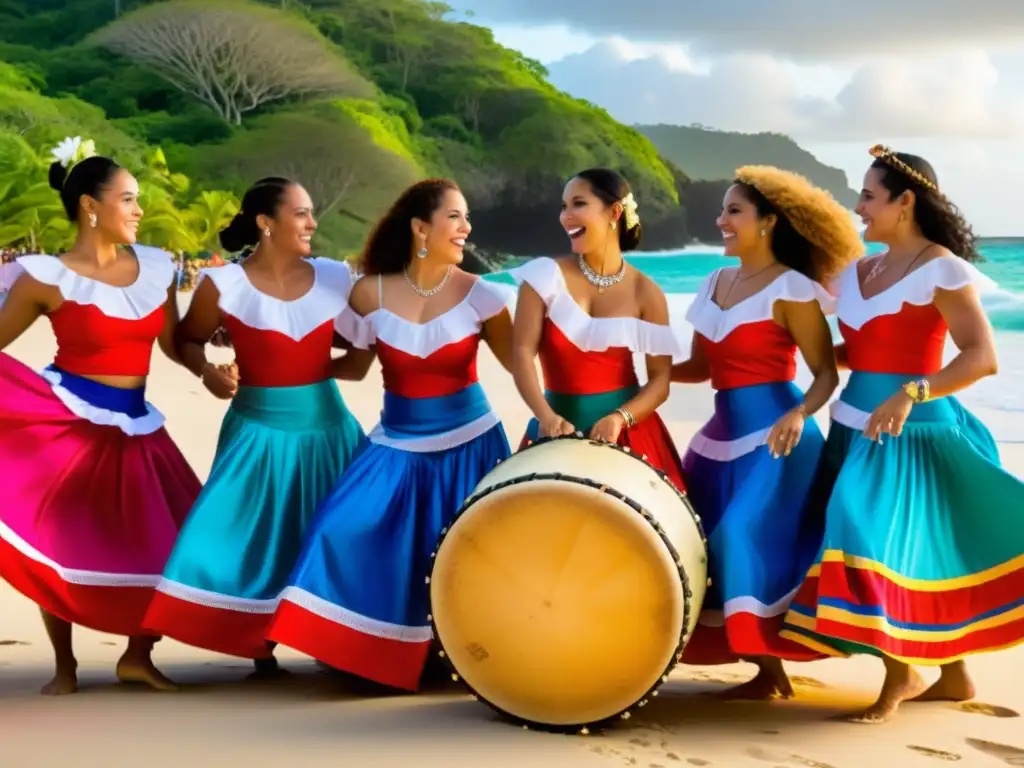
[781,371,1024,664]
[268,382,511,690]
[522,384,686,490]
[680,381,827,663]
[143,381,366,658]
[0,353,199,635]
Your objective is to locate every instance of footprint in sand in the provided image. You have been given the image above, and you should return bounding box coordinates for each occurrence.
[907,746,962,761]
[957,702,1020,718]
[685,759,711,766]
[744,749,835,768]
[965,738,1024,765]
[0,639,29,646]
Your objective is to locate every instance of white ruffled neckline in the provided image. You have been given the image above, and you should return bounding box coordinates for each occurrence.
[686,268,835,343]
[508,256,680,357]
[200,257,355,342]
[836,255,996,330]
[334,277,510,358]
[15,245,174,320]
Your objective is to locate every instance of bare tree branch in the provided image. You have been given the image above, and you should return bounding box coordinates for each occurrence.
[89,0,372,125]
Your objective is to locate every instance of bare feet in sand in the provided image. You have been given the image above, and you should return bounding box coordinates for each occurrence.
[721,658,795,701]
[847,663,927,724]
[40,661,78,696]
[116,654,179,692]
[909,661,976,703]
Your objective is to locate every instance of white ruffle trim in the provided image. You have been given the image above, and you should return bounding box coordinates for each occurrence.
[200,257,355,342]
[0,519,161,587]
[0,261,23,292]
[697,587,800,627]
[829,399,870,431]
[686,268,836,343]
[16,245,174,320]
[367,411,500,453]
[41,368,165,436]
[335,278,509,358]
[509,257,681,357]
[837,255,997,330]
[686,425,772,461]
[278,586,433,642]
[155,579,278,614]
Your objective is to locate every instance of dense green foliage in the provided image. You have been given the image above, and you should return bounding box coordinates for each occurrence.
[0,0,855,259]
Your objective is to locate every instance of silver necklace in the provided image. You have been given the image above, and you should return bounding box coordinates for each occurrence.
[404,265,452,297]
[578,254,626,293]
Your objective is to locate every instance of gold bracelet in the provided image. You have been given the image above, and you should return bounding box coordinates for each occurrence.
[902,379,931,404]
[793,403,807,417]
[615,407,636,428]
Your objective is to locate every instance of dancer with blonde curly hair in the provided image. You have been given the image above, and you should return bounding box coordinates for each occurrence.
[781,147,1024,723]
[672,166,863,699]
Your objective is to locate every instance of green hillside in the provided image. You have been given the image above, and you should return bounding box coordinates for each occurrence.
[0,0,855,262]
[637,124,858,207]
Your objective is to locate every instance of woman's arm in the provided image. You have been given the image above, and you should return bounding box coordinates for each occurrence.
[781,299,839,417]
[174,277,237,399]
[481,307,514,373]
[834,342,849,370]
[670,334,711,383]
[617,280,673,423]
[0,275,52,352]
[157,285,181,364]
[329,335,376,381]
[511,284,567,430]
[925,285,998,396]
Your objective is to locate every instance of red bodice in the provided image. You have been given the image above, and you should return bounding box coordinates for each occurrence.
[539,319,638,394]
[698,319,797,390]
[222,315,336,388]
[50,302,164,377]
[840,303,947,376]
[377,335,481,399]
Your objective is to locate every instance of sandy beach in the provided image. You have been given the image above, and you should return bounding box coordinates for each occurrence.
[2,296,1022,768]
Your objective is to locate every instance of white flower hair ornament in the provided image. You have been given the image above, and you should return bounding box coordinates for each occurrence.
[620,192,640,230]
[50,136,97,172]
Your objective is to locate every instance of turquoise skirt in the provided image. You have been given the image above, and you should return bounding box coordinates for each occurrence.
[781,371,1024,664]
[143,381,366,658]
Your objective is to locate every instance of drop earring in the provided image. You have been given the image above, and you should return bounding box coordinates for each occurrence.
[264,228,271,237]
[611,221,617,231]
[760,228,766,237]
[89,213,97,228]
[417,247,428,259]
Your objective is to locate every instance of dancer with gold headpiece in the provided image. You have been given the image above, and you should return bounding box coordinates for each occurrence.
[672,166,862,698]
[780,146,1024,723]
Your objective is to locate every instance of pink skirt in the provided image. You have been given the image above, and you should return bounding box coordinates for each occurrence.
[0,352,200,636]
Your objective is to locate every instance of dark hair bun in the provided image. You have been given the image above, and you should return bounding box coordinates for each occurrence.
[219,213,259,252]
[48,161,68,192]
[620,221,643,252]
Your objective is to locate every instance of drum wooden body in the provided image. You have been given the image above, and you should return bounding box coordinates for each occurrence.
[428,435,707,731]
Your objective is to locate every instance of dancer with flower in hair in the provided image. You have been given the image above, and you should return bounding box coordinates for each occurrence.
[267,178,513,691]
[0,137,200,694]
[672,166,861,698]
[781,146,1024,723]
[143,177,366,673]
[511,168,686,488]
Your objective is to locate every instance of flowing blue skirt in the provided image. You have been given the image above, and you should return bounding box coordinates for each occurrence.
[143,381,366,658]
[269,382,511,690]
[782,372,1024,663]
[681,381,828,663]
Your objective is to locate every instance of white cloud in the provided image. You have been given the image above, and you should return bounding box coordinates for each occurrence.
[545,46,1024,141]
[450,0,1024,60]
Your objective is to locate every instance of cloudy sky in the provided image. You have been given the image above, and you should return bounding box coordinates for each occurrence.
[450,1,1024,236]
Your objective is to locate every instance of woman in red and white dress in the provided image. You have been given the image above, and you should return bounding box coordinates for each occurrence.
[268,179,514,691]
[0,143,201,694]
[510,168,685,487]
[143,178,367,672]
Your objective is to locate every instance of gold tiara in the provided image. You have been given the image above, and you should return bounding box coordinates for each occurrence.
[869,144,939,193]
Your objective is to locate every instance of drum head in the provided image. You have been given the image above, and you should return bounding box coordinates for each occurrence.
[430,477,686,728]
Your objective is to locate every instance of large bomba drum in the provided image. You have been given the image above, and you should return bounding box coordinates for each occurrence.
[428,435,707,732]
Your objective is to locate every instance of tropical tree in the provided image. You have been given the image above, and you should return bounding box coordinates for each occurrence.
[186,190,240,252]
[90,0,373,125]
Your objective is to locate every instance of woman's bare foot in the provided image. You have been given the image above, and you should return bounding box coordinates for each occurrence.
[909,661,976,702]
[847,662,927,724]
[116,638,178,692]
[249,655,289,680]
[40,661,78,696]
[721,658,795,701]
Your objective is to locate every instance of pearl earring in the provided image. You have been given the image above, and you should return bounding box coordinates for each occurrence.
[760,228,766,237]
[264,228,271,237]
[417,247,428,259]
[611,221,617,231]
[89,213,97,228]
